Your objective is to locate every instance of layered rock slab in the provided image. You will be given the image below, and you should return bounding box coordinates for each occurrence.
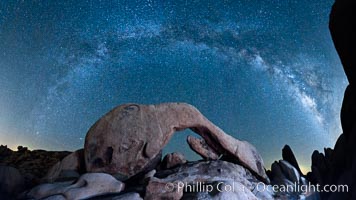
[149,160,273,200]
[27,173,124,200]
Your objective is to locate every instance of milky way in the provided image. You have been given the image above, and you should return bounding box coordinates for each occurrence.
[0,0,348,171]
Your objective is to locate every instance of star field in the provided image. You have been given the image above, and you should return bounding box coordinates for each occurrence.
[0,0,348,171]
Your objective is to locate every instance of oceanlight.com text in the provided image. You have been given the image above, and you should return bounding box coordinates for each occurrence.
[165,181,349,194]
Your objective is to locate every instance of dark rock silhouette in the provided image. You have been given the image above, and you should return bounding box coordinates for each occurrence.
[305,0,356,199]
[282,145,303,176]
[0,165,25,199]
[0,145,71,199]
[329,0,356,87]
[0,145,70,189]
[268,146,320,200]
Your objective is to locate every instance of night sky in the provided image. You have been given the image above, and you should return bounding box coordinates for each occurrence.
[0,0,348,172]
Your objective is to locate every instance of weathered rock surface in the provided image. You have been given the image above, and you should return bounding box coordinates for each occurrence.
[180,181,259,200]
[187,135,219,160]
[269,161,287,186]
[152,160,274,200]
[278,160,300,184]
[161,152,187,169]
[145,178,183,200]
[85,103,268,182]
[27,173,125,200]
[43,149,85,183]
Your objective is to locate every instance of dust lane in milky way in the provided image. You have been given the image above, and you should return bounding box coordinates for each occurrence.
[0,0,347,170]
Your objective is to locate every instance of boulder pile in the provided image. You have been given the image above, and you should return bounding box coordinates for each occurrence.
[305,0,356,199]
[1,103,281,200]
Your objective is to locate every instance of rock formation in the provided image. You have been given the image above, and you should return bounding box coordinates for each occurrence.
[84,103,268,182]
[268,146,320,200]
[187,135,220,160]
[282,145,303,176]
[161,152,187,169]
[0,145,70,189]
[152,160,274,200]
[27,173,125,200]
[43,149,86,183]
[1,102,277,199]
[305,0,356,199]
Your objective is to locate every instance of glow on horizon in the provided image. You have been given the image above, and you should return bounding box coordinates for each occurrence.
[1,127,313,175]
[0,137,23,150]
[0,131,34,151]
[299,165,310,175]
